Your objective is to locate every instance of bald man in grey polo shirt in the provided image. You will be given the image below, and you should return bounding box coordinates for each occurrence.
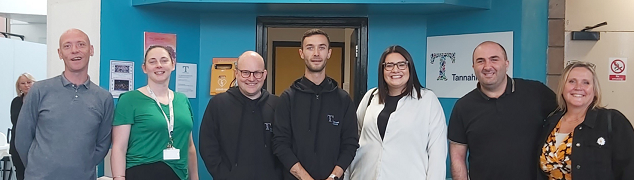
[15,28,114,180]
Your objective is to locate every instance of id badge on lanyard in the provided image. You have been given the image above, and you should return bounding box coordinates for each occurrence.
[147,86,180,160]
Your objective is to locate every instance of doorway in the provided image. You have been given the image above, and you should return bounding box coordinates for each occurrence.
[256,17,368,105]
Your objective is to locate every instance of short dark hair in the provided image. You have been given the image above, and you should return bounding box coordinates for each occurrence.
[472,41,508,63]
[377,45,424,104]
[144,45,175,64]
[301,29,330,48]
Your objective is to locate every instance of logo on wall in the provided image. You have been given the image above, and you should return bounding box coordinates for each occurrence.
[426,31,513,98]
[182,66,189,73]
[430,53,456,81]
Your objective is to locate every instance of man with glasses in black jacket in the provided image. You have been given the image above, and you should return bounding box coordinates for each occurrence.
[200,51,282,180]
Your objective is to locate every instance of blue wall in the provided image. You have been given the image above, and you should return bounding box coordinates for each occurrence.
[100,0,547,179]
[197,13,257,180]
[367,15,428,90]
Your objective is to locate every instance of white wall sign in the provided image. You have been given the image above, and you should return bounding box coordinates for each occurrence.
[426,31,514,98]
[109,60,134,98]
[176,63,197,98]
[608,58,626,82]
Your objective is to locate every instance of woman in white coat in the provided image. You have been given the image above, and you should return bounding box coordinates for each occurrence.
[345,45,447,180]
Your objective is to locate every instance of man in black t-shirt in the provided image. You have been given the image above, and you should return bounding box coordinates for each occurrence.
[448,41,557,180]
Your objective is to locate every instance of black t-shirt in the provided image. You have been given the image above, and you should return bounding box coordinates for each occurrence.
[447,76,557,180]
[377,95,401,139]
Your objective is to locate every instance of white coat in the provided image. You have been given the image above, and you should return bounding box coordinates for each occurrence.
[345,87,447,180]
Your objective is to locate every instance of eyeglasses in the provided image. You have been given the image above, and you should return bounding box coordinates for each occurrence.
[566,60,596,70]
[237,69,265,79]
[383,61,409,71]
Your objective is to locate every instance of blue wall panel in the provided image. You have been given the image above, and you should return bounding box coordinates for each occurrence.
[366,15,428,92]
[197,13,257,180]
[519,0,549,82]
[133,0,488,8]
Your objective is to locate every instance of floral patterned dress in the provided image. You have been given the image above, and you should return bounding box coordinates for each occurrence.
[540,121,574,180]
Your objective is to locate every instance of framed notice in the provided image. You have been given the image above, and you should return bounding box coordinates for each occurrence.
[176,63,198,98]
[109,60,134,98]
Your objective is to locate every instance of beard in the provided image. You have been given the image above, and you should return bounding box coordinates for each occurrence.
[305,58,327,72]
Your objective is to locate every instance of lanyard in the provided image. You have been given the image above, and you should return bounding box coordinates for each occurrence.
[147,86,175,148]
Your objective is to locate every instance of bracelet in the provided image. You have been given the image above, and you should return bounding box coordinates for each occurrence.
[113,175,125,178]
[329,174,337,179]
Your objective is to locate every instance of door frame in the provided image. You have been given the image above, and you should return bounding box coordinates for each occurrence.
[256,16,369,105]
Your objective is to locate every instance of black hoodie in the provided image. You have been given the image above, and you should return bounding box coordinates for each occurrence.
[273,77,359,180]
[199,87,282,180]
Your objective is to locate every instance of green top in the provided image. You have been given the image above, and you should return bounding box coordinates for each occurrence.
[114,90,193,180]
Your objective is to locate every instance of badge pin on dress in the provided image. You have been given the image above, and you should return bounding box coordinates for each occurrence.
[597,137,605,146]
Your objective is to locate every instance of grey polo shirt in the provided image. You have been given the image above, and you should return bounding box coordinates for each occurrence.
[15,74,114,180]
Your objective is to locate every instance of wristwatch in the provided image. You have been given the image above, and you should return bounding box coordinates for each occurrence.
[329,174,340,180]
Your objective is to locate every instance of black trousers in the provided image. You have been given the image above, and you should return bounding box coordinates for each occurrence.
[9,149,24,180]
[126,161,179,180]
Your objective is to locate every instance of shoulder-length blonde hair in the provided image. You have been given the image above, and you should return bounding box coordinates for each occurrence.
[15,73,36,97]
[556,61,603,112]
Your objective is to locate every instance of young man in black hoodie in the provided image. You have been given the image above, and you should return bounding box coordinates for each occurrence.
[199,51,282,180]
[273,29,359,180]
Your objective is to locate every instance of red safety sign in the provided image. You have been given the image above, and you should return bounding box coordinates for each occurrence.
[608,58,627,81]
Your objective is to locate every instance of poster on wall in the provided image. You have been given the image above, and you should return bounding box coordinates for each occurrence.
[176,63,198,98]
[144,32,177,61]
[426,31,514,98]
[608,58,627,82]
[109,60,134,98]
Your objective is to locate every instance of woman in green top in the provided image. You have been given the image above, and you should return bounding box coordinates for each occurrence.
[111,45,199,180]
